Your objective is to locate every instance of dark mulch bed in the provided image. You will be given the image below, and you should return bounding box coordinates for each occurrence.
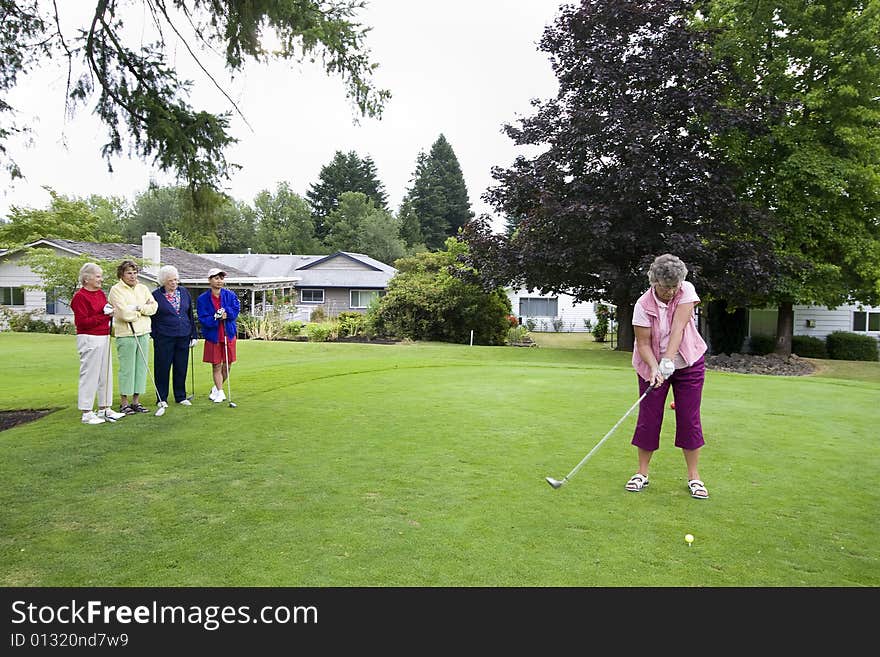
[0,409,54,433]
[704,352,816,376]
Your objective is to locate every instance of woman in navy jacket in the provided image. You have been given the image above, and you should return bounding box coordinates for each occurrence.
[151,265,198,406]
[196,268,241,403]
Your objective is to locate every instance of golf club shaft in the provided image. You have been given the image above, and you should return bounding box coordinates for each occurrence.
[561,387,652,482]
[222,319,234,405]
[129,322,163,405]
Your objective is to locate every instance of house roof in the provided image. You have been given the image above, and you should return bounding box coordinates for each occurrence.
[204,251,397,289]
[14,238,296,289]
[18,238,280,286]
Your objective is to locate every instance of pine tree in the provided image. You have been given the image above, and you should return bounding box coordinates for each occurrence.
[307,150,388,239]
[402,135,473,250]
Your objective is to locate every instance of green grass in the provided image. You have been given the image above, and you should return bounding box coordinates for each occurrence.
[1,332,877,586]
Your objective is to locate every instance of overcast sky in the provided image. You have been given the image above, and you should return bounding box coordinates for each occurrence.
[0,0,563,231]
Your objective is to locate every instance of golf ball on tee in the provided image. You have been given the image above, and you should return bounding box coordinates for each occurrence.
[685,533,694,545]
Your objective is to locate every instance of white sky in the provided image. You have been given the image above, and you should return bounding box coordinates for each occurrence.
[0,0,563,231]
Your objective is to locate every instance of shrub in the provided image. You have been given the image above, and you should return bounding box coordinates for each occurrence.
[791,335,827,359]
[825,331,879,362]
[372,239,511,345]
[282,320,304,338]
[306,322,334,342]
[337,313,366,337]
[592,304,611,342]
[748,335,775,355]
[507,325,530,345]
[551,316,564,332]
[309,306,327,323]
[1,308,75,334]
[238,313,285,341]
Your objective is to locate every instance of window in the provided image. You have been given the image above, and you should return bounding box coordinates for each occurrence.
[46,287,72,315]
[300,289,324,304]
[0,287,24,306]
[853,311,880,332]
[350,289,385,309]
[519,297,557,317]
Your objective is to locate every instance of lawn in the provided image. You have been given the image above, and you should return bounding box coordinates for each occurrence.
[0,332,877,586]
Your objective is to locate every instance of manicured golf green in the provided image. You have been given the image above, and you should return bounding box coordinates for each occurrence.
[1,332,877,586]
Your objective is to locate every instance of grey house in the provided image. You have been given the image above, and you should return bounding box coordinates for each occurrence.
[0,233,299,321]
[203,251,398,320]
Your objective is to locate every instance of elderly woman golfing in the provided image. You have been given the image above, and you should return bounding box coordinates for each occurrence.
[627,253,709,499]
[70,263,126,425]
[108,260,158,414]
[151,265,198,408]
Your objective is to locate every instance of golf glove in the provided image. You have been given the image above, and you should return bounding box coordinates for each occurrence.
[658,358,675,378]
[214,309,224,320]
[189,339,197,348]
[102,303,114,315]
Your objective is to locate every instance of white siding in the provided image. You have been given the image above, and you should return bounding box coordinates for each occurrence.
[751,303,880,340]
[506,288,600,332]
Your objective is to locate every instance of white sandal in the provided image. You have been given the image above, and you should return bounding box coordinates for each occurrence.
[687,479,709,499]
[625,473,649,492]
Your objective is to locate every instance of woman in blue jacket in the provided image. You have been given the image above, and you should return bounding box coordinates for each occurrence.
[197,268,241,403]
[151,265,198,407]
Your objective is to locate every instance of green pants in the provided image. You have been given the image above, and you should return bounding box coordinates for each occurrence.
[116,334,151,396]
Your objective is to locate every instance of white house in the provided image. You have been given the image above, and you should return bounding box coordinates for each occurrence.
[506,288,605,332]
[748,304,880,342]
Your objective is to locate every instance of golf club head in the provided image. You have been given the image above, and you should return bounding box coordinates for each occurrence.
[545,476,566,489]
[228,402,237,408]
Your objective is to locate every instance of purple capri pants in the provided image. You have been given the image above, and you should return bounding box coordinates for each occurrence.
[631,355,705,451]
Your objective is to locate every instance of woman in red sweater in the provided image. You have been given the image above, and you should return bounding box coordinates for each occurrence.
[70,263,126,425]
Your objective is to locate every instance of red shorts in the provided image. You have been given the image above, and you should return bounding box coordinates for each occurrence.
[203,338,236,364]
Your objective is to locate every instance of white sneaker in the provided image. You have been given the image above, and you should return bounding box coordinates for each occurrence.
[178,399,192,406]
[98,408,125,421]
[212,389,226,403]
[81,411,106,425]
[209,386,219,401]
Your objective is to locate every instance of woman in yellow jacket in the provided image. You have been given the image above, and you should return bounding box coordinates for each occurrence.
[108,260,158,414]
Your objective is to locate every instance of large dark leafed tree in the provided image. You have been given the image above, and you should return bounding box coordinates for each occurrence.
[0,0,389,205]
[403,134,473,251]
[462,0,778,351]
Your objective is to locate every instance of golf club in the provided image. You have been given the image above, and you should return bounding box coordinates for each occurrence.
[101,318,117,422]
[545,386,653,490]
[222,319,236,408]
[186,341,195,402]
[128,321,168,417]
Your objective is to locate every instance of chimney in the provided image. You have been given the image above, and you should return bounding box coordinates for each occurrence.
[142,232,161,275]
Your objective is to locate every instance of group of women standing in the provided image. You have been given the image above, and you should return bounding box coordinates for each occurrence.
[72,261,240,424]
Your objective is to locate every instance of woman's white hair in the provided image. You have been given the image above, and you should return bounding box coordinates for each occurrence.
[78,262,102,286]
[157,264,180,286]
[647,253,688,287]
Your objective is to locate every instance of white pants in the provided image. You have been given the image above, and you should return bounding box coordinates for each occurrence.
[77,334,113,411]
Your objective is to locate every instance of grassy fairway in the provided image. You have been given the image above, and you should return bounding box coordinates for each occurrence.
[0,332,877,586]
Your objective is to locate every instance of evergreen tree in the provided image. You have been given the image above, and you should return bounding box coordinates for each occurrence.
[307,150,389,238]
[402,134,474,250]
[396,198,424,249]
